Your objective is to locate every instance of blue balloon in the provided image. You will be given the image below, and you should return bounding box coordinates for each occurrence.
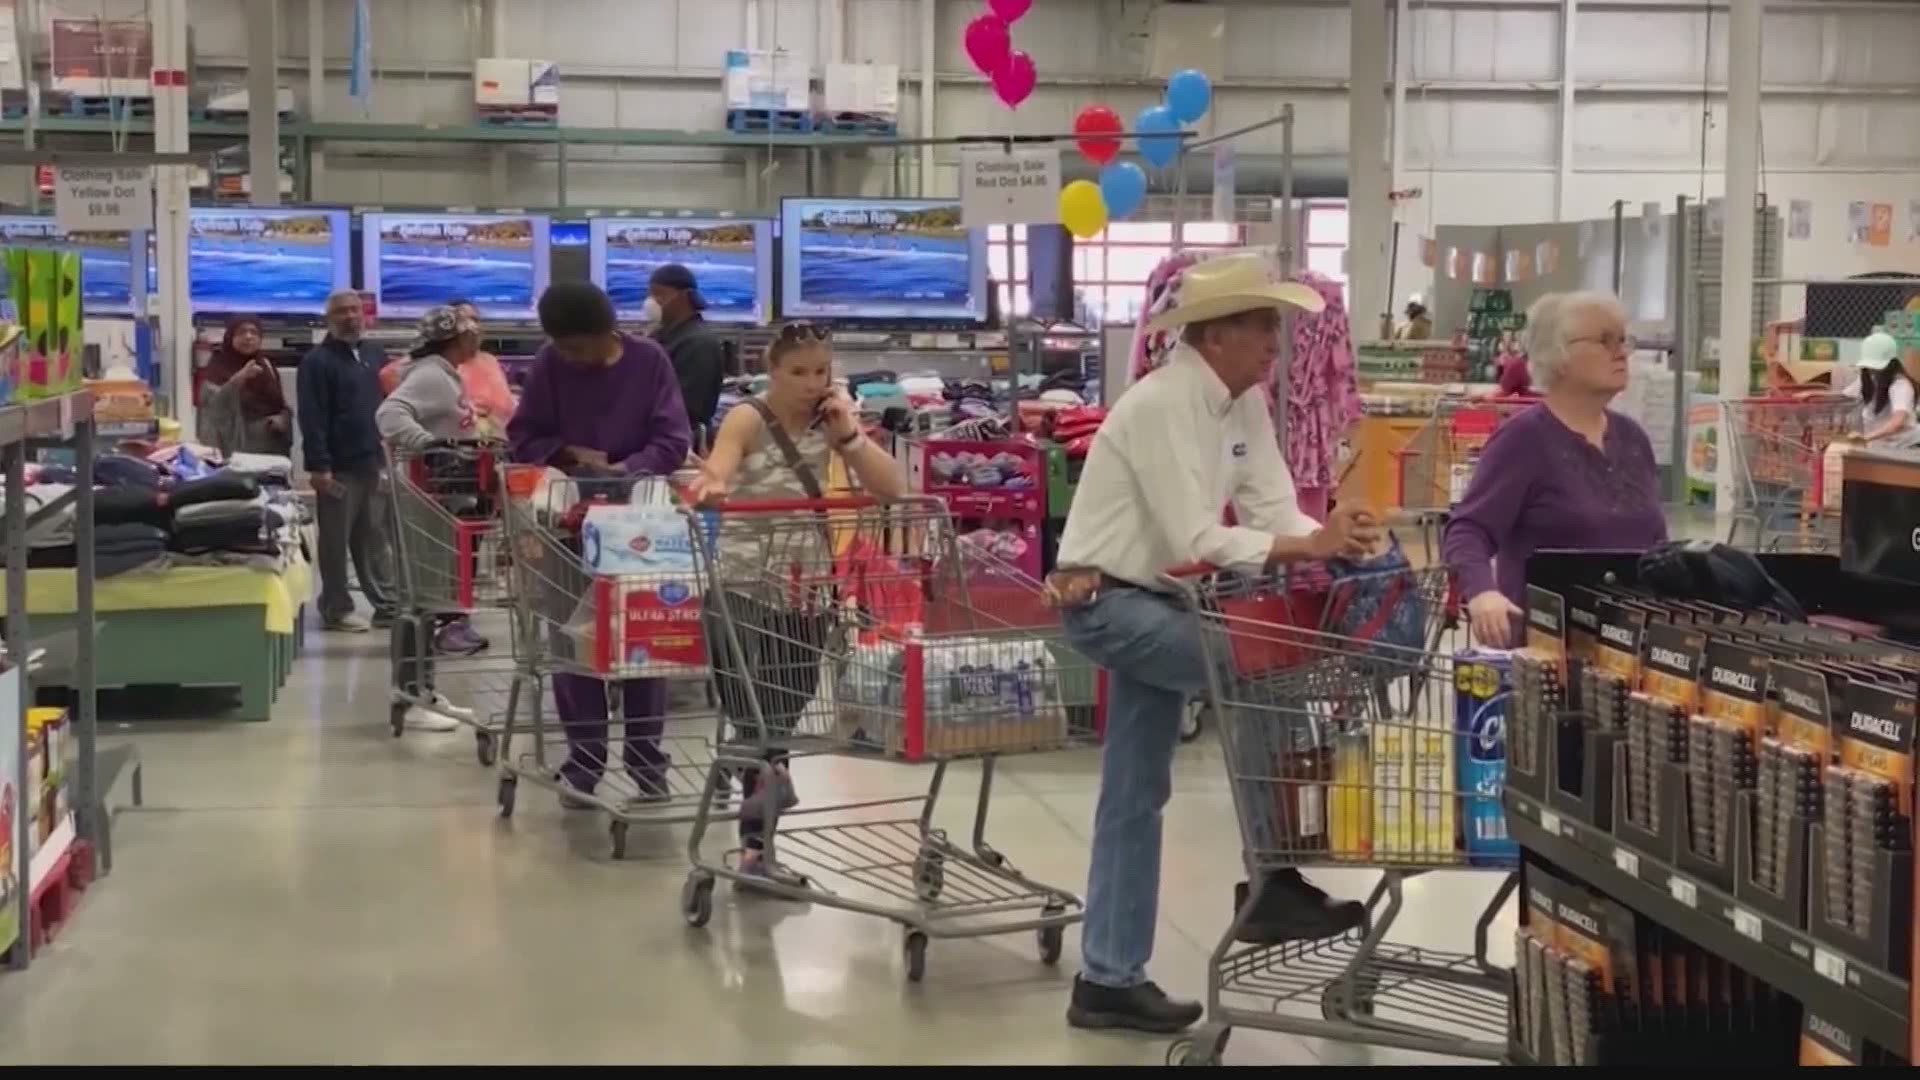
[1098,161,1148,218]
[1136,104,1181,168]
[1166,68,1212,124]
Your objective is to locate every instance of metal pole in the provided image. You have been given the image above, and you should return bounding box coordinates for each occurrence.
[1275,106,1295,464]
[6,441,27,970]
[73,415,95,871]
[1669,194,1690,505]
[247,0,283,206]
[1171,151,1187,253]
[1611,198,1625,294]
[1716,0,1762,525]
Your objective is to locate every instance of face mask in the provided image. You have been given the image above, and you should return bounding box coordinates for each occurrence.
[640,297,663,325]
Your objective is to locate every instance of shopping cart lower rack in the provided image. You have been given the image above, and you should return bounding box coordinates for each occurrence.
[678,495,1101,982]
[490,474,732,860]
[385,441,520,764]
[1166,569,1517,1065]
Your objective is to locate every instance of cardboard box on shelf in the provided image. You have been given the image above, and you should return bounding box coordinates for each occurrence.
[822,62,899,116]
[202,83,295,117]
[723,49,810,112]
[473,58,559,109]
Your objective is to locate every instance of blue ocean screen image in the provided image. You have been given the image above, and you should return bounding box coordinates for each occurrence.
[781,200,983,320]
[187,209,350,315]
[0,218,143,315]
[369,214,548,319]
[595,219,766,324]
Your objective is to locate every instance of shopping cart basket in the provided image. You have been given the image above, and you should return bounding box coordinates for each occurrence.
[489,469,733,859]
[1163,565,1516,1065]
[384,439,521,765]
[1394,396,1537,561]
[1722,397,1853,553]
[679,494,1100,983]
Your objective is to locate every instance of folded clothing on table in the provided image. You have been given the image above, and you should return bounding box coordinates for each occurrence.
[169,505,285,555]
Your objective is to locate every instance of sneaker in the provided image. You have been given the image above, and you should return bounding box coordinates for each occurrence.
[738,766,800,819]
[434,621,488,656]
[323,614,371,633]
[371,609,398,630]
[1066,976,1202,1034]
[1233,870,1366,945]
[428,692,476,723]
[401,705,460,733]
[736,851,809,893]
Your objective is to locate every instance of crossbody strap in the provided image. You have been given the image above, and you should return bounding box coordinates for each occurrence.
[745,397,836,555]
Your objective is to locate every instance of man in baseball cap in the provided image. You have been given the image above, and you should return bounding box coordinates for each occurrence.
[647,263,729,440]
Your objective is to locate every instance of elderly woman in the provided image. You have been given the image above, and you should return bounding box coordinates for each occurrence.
[1443,290,1668,646]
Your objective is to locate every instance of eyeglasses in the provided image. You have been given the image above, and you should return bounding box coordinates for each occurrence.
[776,321,833,345]
[1567,332,1637,353]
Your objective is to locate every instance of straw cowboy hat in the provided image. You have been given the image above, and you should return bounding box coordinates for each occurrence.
[1143,251,1326,333]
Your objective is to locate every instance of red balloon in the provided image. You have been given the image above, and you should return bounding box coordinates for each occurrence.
[992,50,1036,108]
[963,14,1011,77]
[1073,104,1124,165]
[989,0,1031,23]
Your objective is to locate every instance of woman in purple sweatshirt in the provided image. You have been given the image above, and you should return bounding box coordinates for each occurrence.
[508,282,693,806]
[1443,291,1667,646]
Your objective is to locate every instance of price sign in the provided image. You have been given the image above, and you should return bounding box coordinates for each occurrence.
[1613,847,1640,878]
[53,165,153,232]
[1813,948,1847,985]
[1539,809,1561,836]
[959,147,1062,226]
[1732,908,1762,942]
[1668,875,1698,908]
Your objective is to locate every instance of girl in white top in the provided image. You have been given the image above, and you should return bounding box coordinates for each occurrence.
[1848,331,1920,448]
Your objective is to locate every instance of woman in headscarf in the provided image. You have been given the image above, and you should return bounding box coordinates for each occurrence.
[200,314,293,456]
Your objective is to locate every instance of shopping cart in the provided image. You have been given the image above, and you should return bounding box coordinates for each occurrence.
[679,494,1099,983]
[1164,564,1517,1065]
[491,470,733,860]
[384,439,521,765]
[1722,397,1853,553]
[1393,396,1538,560]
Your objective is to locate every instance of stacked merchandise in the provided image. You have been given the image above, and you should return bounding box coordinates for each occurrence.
[833,635,1078,757]
[1464,287,1526,385]
[22,707,72,871]
[1507,561,1920,1064]
[921,438,1042,577]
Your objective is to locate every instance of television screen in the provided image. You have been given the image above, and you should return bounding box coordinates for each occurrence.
[779,198,987,321]
[550,219,590,248]
[0,216,146,315]
[186,207,352,315]
[362,212,551,320]
[591,216,771,325]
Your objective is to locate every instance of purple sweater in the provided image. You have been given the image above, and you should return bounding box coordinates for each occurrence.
[507,334,691,477]
[1442,404,1667,607]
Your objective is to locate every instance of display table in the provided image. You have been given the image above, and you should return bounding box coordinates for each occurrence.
[23,556,312,721]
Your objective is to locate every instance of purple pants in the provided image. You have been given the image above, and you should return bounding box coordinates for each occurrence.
[551,673,670,795]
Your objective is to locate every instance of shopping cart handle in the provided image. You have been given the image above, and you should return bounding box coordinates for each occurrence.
[700,495,890,513]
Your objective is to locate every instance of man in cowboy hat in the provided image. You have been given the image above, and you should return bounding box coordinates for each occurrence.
[1049,250,1382,1035]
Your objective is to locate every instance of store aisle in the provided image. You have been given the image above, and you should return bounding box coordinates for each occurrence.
[0,624,1511,1065]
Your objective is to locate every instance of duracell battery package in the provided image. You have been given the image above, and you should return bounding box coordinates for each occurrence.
[1680,639,1769,871]
[1582,599,1644,735]
[1752,660,1839,899]
[1567,585,1603,668]
[1511,587,1571,795]
[1798,1013,1864,1066]
[1817,678,1915,945]
[1622,623,1706,836]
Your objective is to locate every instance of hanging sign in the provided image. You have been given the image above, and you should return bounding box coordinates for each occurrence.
[1210,145,1236,223]
[53,165,153,232]
[959,147,1061,226]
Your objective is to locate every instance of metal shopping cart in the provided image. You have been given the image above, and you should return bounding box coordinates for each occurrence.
[491,471,733,859]
[1722,397,1854,553]
[678,494,1099,983]
[1164,564,1517,1065]
[385,439,522,766]
[1393,396,1538,562]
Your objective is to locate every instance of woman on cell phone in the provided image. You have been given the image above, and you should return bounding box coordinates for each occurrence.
[689,322,907,887]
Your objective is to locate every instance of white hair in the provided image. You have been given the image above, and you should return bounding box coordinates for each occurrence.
[1525,290,1625,389]
[324,288,361,311]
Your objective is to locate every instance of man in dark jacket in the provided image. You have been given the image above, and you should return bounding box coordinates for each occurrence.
[298,289,396,633]
[647,263,728,443]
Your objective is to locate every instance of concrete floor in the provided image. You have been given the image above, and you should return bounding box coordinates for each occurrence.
[0,613,1517,1065]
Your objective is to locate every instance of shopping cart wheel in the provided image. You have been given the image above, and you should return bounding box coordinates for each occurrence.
[903,931,929,983]
[389,701,407,739]
[1036,922,1064,965]
[912,853,945,901]
[681,873,715,929]
[609,820,629,860]
[1166,1025,1230,1066]
[1179,700,1208,744]
[496,774,517,819]
[475,731,497,768]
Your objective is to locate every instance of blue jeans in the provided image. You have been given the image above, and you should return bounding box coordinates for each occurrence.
[1061,585,1212,989]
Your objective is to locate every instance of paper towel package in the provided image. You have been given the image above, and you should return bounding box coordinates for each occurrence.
[578,503,707,675]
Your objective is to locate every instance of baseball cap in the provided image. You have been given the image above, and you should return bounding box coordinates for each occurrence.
[1858,330,1901,371]
[647,263,707,310]
[409,305,480,357]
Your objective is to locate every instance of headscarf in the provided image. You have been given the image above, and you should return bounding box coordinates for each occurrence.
[204,314,287,419]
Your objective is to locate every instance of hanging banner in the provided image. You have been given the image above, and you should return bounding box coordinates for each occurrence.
[1209,145,1235,223]
[1908,199,1920,244]
[1535,240,1560,277]
[1788,199,1812,241]
[958,147,1061,226]
[1848,201,1870,245]
[1869,203,1892,248]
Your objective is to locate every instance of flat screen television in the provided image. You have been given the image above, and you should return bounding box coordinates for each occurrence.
[779,198,987,321]
[362,212,551,320]
[0,216,146,316]
[591,216,771,324]
[185,207,352,315]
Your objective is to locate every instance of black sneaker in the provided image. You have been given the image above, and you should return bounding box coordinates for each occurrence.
[1066,975,1202,1034]
[1233,870,1365,945]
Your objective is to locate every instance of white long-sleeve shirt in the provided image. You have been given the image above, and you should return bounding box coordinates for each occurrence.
[1056,343,1322,591]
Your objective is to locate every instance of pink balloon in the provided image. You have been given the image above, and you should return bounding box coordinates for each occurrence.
[963,14,1011,77]
[988,0,1031,24]
[993,50,1037,108]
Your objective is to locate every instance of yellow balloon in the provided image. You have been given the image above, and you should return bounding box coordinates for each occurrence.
[1058,179,1108,239]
